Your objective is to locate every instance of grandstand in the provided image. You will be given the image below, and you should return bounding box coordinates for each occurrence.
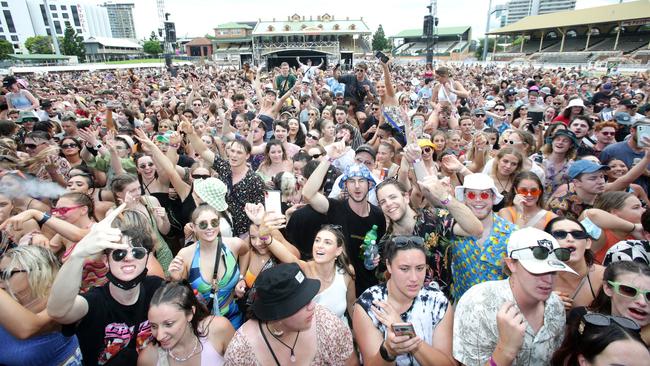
[487,0,650,64]
[390,26,472,60]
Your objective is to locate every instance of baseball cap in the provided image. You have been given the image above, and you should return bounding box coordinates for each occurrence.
[615,112,632,125]
[568,160,610,180]
[508,228,577,275]
[632,118,650,128]
[603,240,650,266]
[355,144,376,160]
[417,139,436,149]
[473,108,486,116]
[454,173,503,204]
[621,99,637,107]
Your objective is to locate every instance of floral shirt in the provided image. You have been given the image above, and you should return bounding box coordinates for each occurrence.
[454,280,566,366]
[379,207,456,295]
[540,158,573,200]
[213,156,265,237]
[34,155,71,183]
[451,214,516,301]
[546,185,591,221]
[357,282,449,366]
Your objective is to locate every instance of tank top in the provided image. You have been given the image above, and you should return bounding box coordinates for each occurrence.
[7,91,32,110]
[155,336,224,366]
[0,325,83,365]
[594,229,635,264]
[313,267,348,321]
[438,85,458,104]
[189,241,243,329]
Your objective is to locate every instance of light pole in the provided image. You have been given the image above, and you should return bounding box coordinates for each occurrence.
[482,0,493,61]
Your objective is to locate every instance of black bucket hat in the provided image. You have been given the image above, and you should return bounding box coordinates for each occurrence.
[251,263,320,321]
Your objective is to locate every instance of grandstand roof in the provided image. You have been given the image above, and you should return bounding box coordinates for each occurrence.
[391,26,471,38]
[83,37,142,49]
[216,22,253,30]
[253,14,371,35]
[488,0,650,35]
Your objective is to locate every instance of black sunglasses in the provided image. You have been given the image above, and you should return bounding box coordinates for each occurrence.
[392,236,425,247]
[192,174,210,180]
[61,143,79,149]
[23,143,38,150]
[579,313,640,335]
[510,245,571,261]
[111,247,148,262]
[197,218,219,230]
[551,230,589,240]
[310,153,323,159]
[306,133,318,140]
[138,162,154,169]
[0,269,27,282]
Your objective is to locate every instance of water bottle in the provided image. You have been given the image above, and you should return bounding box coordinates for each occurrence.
[363,225,379,270]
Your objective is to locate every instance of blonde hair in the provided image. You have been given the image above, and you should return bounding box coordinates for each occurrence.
[2,246,59,300]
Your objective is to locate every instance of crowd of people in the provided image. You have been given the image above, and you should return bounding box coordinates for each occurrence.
[0,56,649,366]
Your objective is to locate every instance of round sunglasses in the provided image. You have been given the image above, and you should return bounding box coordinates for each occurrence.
[111,247,148,262]
[197,218,219,230]
[465,191,491,201]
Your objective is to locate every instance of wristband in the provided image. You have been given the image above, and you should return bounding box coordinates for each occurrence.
[412,158,422,164]
[94,142,103,150]
[169,143,180,149]
[489,356,498,366]
[37,212,51,228]
[379,342,396,362]
[439,194,452,206]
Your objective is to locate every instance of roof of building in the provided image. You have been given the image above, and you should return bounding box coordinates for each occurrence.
[83,37,142,49]
[391,26,471,38]
[185,37,212,46]
[212,37,252,44]
[488,0,650,35]
[253,14,371,35]
[216,22,253,30]
[9,54,70,60]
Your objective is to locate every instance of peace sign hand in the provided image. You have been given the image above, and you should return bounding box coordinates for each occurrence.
[70,203,129,260]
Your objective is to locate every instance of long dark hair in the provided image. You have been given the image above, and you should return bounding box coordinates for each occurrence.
[149,281,211,339]
[317,224,354,279]
[551,311,644,366]
[506,171,545,208]
[589,261,650,314]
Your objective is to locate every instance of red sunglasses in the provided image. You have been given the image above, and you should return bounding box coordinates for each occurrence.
[465,191,491,200]
[516,187,541,197]
[51,205,84,216]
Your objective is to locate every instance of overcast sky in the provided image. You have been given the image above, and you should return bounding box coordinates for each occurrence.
[99,0,630,40]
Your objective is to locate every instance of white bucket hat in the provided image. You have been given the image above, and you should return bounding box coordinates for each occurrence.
[454,173,504,204]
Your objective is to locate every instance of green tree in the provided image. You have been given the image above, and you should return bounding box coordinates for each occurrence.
[61,24,85,61]
[24,35,53,54]
[372,24,390,51]
[475,38,496,59]
[143,40,163,56]
[0,39,14,60]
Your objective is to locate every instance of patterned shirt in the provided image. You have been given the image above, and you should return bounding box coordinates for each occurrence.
[546,185,591,221]
[379,208,456,294]
[357,282,449,366]
[539,158,573,201]
[453,280,566,366]
[213,156,265,237]
[451,214,516,301]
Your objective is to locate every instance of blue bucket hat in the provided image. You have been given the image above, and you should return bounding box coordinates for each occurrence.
[338,163,376,189]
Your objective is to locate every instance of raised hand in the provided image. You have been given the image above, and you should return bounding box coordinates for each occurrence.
[244,202,265,226]
[495,301,526,358]
[70,203,129,260]
[441,154,463,172]
[168,255,185,281]
[326,140,347,160]
[403,143,422,163]
[418,174,449,202]
[259,211,286,237]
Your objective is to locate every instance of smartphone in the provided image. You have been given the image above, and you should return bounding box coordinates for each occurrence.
[265,190,282,213]
[528,111,544,126]
[391,323,415,338]
[412,116,425,138]
[375,51,389,64]
[637,125,650,147]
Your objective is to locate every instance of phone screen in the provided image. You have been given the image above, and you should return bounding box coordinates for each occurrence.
[265,190,282,213]
[391,323,415,338]
[637,125,650,147]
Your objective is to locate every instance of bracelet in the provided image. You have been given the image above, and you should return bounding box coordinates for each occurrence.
[412,158,422,164]
[37,212,51,228]
[94,143,103,150]
[379,342,397,362]
[439,194,452,206]
[489,356,498,366]
[628,223,637,234]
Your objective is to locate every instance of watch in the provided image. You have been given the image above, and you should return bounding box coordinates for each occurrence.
[379,342,396,362]
[37,212,51,228]
[94,142,103,150]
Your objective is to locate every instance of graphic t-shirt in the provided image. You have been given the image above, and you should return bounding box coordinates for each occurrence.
[62,276,163,366]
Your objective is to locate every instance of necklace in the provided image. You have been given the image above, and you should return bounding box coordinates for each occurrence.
[266,323,300,362]
[167,335,200,362]
[495,174,512,192]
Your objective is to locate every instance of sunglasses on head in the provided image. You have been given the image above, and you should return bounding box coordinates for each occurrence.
[510,245,571,261]
[61,143,78,149]
[392,236,425,248]
[516,187,541,197]
[197,218,219,230]
[192,174,210,180]
[608,280,650,302]
[465,190,491,200]
[552,230,589,240]
[138,162,154,169]
[579,313,640,335]
[51,205,84,216]
[110,247,148,262]
[0,269,27,282]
